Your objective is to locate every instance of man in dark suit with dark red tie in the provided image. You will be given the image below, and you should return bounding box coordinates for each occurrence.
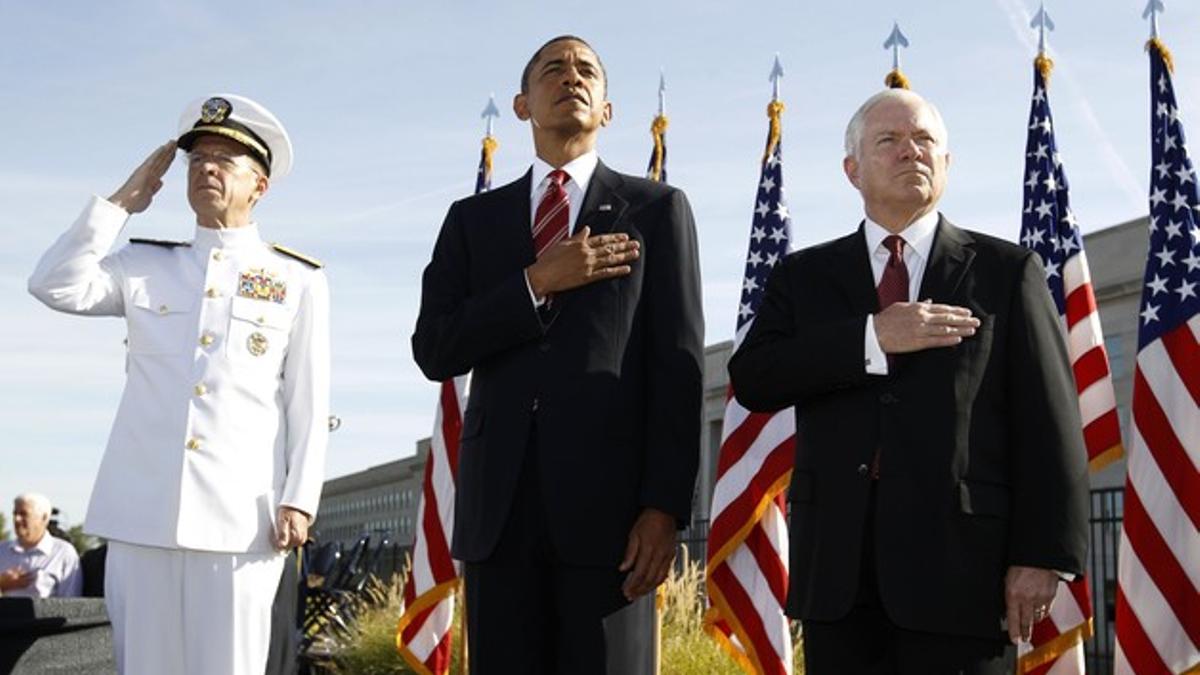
[412,35,703,674]
[728,89,1089,674]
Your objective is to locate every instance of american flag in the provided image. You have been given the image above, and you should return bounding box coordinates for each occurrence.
[1114,38,1200,675]
[396,134,496,675]
[1016,54,1123,675]
[704,99,794,675]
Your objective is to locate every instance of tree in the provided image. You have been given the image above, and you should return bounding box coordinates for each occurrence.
[65,524,98,555]
[0,512,8,541]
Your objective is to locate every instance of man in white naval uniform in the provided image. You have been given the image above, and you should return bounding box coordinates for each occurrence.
[28,94,329,675]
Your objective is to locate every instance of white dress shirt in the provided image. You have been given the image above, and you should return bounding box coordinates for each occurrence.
[529,150,599,232]
[524,151,600,305]
[28,196,330,553]
[0,534,82,598]
[862,210,940,375]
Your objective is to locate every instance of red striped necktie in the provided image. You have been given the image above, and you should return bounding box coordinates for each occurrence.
[533,169,571,257]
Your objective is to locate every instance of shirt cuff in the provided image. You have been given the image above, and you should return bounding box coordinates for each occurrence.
[95,194,132,218]
[864,315,888,375]
[524,270,546,308]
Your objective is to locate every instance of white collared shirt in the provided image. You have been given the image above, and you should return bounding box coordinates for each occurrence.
[863,210,941,375]
[0,534,82,598]
[524,151,600,305]
[529,150,599,234]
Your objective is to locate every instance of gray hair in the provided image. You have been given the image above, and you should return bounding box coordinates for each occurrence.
[14,492,51,517]
[844,89,949,159]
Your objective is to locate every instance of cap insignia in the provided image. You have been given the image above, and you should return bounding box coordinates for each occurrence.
[200,97,232,124]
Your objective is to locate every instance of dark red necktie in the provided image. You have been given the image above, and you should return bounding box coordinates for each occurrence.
[872,234,908,479]
[533,169,570,257]
[876,234,909,308]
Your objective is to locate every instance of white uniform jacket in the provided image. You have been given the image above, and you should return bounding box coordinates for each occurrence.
[28,196,330,553]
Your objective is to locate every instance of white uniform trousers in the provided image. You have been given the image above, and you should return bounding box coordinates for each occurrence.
[104,541,287,675]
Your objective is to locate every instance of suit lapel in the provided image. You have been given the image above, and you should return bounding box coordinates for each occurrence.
[917,216,975,302]
[492,170,535,265]
[575,161,628,235]
[829,224,881,314]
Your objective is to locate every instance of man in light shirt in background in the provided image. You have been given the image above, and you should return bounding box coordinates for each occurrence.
[0,493,82,598]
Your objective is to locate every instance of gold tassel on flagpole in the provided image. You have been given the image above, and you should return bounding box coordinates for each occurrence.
[884,68,911,90]
[649,114,669,182]
[764,100,785,161]
[1147,36,1175,74]
[481,135,498,175]
[1034,52,1054,86]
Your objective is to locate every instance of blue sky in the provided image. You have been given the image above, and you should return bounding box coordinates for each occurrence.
[2,1,1197,524]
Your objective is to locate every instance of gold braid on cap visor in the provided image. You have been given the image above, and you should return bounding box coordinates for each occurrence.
[183,125,272,172]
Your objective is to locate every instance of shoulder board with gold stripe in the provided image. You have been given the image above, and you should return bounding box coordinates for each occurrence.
[271,243,324,268]
[129,238,191,248]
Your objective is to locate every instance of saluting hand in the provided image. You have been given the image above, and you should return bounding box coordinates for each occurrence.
[874,300,981,354]
[108,140,176,214]
[526,226,640,298]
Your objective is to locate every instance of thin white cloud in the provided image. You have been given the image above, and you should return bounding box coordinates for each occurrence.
[995,0,1146,213]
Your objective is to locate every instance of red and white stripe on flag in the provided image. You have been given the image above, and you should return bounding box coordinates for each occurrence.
[1114,316,1199,674]
[1063,251,1125,471]
[1114,37,1199,675]
[704,105,795,675]
[705,390,794,675]
[396,375,465,675]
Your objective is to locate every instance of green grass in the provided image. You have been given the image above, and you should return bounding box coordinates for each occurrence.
[660,549,804,675]
[321,554,802,674]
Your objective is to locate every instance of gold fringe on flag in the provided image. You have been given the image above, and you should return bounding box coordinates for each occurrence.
[458,582,469,675]
[1017,618,1094,673]
[885,68,910,90]
[481,134,498,174]
[649,114,669,182]
[1035,52,1054,86]
[764,100,785,161]
[1147,36,1175,74]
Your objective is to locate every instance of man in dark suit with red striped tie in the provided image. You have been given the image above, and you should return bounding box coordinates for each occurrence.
[412,35,703,673]
[729,89,1090,674]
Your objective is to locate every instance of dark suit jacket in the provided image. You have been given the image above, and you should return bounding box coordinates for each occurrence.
[412,161,704,567]
[728,216,1089,640]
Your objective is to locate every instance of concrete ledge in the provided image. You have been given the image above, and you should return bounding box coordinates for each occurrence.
[0,598,115,674]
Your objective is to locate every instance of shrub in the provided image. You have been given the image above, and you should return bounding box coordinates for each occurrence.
[322,553,802,674]
[660,550,804,674]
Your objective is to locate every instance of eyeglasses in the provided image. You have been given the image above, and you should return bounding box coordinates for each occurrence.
[187,151,261,175]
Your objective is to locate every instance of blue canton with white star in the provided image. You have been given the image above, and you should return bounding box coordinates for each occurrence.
[1140,47,1200,348]
[738,139,791,331]
[1020,64,1083,317]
